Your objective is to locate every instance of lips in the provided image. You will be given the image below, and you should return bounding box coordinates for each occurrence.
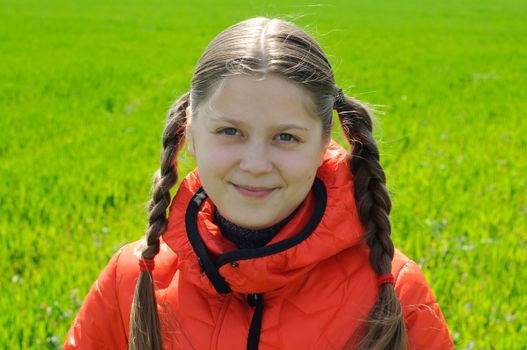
[231,183,277,199]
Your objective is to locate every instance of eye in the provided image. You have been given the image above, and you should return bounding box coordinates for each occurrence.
[275,133,298,142]
[218,127,240,136]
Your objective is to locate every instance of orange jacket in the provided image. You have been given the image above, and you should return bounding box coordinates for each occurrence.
[64,140,454,349]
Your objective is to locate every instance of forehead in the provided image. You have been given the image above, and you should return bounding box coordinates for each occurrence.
[199,74,318,125]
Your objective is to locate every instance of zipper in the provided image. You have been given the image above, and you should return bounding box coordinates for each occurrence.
[246,293,264,350]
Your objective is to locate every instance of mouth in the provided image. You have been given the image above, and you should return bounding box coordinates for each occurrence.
[230,183,278,199]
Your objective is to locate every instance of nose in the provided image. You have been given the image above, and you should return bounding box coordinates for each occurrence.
[239,141,273,175]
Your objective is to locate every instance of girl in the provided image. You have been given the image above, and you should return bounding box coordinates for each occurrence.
[63,17,454,350]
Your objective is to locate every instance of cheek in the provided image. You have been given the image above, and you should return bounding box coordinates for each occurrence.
[195,144,238,176]
[277,152,320,183]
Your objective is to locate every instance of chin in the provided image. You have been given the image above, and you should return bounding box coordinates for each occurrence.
[226,213,277,230]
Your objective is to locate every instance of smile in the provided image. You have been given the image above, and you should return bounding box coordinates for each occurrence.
[231,183,277,199]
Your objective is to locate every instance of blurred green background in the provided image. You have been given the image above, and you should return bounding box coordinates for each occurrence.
[1,0,525,348]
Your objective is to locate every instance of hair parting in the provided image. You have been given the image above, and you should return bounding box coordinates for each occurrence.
[128,92,190,350]
[335,94,408,349]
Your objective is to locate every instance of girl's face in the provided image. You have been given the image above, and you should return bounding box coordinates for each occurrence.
[186,74,329,229]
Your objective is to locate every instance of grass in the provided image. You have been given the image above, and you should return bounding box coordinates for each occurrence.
[1,0,525,348]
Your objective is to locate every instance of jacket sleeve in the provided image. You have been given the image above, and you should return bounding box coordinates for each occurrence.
[62,249,128,350]
[395,260,455,350]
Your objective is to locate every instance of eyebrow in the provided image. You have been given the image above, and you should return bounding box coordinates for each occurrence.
[209,116,309,131]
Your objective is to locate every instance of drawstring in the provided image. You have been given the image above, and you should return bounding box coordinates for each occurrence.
[246,293,264,350]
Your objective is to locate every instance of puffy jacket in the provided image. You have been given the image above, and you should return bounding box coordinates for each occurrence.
[63,140,454,350]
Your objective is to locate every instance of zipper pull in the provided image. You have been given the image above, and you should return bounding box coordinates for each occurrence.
[247,293,260,307]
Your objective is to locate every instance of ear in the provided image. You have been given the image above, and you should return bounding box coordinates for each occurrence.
[185,106,196,157]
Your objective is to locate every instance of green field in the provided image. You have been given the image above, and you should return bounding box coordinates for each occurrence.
[1,0,525,348]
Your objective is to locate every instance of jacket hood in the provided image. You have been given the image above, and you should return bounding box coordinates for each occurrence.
[162,139,366,295]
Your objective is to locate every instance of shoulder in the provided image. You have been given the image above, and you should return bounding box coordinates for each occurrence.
[391,248,438,306]
[391,249,454,349]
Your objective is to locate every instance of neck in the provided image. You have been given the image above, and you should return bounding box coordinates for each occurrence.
[213,209,298,249]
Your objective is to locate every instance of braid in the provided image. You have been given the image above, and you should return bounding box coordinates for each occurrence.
[335,93,407,350]
[128,91,189,350]
[141,94,188,259]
